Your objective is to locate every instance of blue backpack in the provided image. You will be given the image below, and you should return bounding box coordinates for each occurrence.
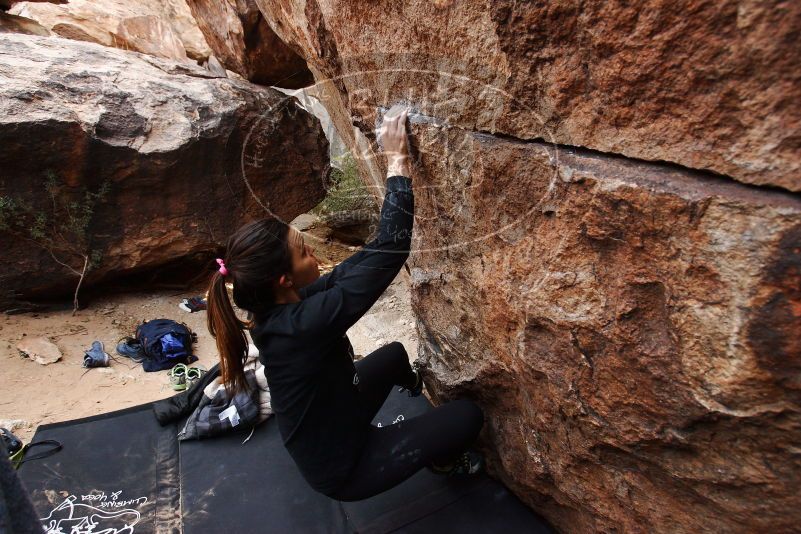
[136,319,197,372]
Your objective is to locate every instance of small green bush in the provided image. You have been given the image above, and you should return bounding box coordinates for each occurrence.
[312,153,375,215]
[0,171,110,313]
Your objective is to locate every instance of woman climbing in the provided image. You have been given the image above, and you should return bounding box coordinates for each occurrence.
[205,107,484,501]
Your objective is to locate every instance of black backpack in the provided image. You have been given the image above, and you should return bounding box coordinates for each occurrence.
[136,319,197,372]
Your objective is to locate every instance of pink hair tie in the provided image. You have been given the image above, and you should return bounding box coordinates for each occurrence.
[216,258,229,276]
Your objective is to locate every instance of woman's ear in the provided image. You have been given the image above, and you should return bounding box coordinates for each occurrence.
[278,274,293,288]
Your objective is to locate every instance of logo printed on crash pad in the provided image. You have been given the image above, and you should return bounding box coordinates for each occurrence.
[41,492,147,534]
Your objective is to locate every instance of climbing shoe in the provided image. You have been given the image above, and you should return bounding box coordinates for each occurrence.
[116,337,145,363]
[169,363,188,391]
[398,360,424,397]
[185,365,207,390]
[179,296,207,313]
[428,450,484,476]
[83,341,110,368]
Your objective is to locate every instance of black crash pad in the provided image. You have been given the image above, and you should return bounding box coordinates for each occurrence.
[19,390,552,533]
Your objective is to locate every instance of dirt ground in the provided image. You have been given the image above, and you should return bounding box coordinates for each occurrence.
[0,219,417,443]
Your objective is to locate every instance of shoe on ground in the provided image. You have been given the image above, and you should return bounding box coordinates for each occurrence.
[185,366,207,390]
[116,338,145,363]
[179,296,207,313]
[83,341,110,368]
[169,363,188,391]
[428,450,484,476]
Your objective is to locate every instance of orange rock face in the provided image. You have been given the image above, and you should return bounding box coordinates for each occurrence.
[256,0,801,192]
[185,0,313,88]
[0,34,328,307]
[8,0,211,61]
[197,1,801,531]
[409,125,801,533]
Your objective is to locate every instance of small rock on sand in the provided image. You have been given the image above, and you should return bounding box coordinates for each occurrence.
[0,419,29,432]
[16,337,62,365]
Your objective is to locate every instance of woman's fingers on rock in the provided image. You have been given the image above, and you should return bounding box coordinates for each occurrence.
[386,103,406,119]
[394,109,410,136]
[378,106,411,155]
[384,105,410,132]
[399,108,409,124]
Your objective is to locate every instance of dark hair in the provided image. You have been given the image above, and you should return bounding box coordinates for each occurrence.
[206,218,292,394]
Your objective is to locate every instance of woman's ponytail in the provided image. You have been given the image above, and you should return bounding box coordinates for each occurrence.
[207,270,249,394]
[205,218,293,394]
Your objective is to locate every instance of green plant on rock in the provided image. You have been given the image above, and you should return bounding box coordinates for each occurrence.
[312,153,375,216]
[0,171,110,314]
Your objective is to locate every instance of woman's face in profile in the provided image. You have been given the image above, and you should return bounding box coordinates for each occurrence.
[287,226,320,289]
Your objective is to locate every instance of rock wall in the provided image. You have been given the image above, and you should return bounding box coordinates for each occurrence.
[8,0,211,62]
[0,34,329,307]
[184,0,313,88]
[410,127,801,533]
[194,1,800,532]
[0,10,49,35]
[0,0,60,9]
[255,0,801,193]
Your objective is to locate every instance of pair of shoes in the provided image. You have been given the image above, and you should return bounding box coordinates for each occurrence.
[428,450,484,476]
[168,363,207,391]
[83,341,110,368]
[398,360,424,397]
[116,338,145,363]
[179,296,207,313]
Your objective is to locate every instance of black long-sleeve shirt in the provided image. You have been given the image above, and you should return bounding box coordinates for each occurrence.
[251,175,413,495]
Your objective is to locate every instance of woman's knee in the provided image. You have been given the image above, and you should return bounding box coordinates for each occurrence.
[383,341,410,369]
[386,340,407,359]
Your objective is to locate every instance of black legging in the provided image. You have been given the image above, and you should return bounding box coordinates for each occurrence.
[328,342,484,501]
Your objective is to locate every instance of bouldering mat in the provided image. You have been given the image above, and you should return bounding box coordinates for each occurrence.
[18,390,553,533]
[17,403,181,533]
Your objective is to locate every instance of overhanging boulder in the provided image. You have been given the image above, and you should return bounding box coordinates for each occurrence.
[254,0,801,193]
[185,0,313,89]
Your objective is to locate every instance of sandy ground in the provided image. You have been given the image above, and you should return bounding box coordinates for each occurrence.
[0,222,417,443]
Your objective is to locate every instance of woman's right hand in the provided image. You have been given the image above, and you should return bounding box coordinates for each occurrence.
[379,106,411,177]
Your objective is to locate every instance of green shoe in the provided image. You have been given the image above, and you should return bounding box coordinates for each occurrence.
[169,363,188,391]
[185,365,207,390]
